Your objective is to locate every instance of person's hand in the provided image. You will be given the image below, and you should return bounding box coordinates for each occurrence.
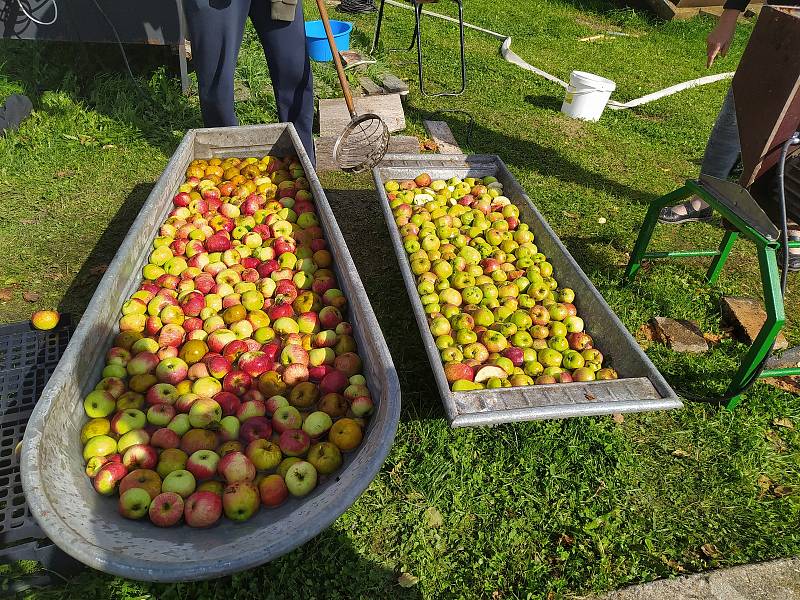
[707,10,739,67]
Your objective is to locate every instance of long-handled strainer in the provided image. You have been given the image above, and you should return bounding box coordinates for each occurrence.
[315,0,390,173]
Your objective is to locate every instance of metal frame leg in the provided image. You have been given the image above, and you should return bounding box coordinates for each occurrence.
[417,0,467,97]
[370,0,386,54]
[724,243,785,410]
[371,0,419,54]
[624,185,693,283]
[176,0,190,94]
[705,230,738,284]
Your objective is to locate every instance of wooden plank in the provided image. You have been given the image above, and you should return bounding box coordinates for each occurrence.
[423,120,462,154]
[358,77,384,96]
[380,74,409,96]
[315,135,419,172]
[318,94,406,137]
[641,0,698,20]
[734,6,800,187]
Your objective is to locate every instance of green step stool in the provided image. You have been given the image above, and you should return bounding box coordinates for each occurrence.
[624,174,800,409]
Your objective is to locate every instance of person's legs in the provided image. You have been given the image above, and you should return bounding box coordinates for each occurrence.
[184,0,250,127]
[249,0,316,164]
[659,86,741,223]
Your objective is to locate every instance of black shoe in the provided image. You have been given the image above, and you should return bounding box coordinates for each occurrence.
[778,251,800,273]
[658,204,713,224]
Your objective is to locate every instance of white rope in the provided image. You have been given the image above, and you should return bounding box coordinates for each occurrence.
[16,0,58,26]
[383,0,733,110]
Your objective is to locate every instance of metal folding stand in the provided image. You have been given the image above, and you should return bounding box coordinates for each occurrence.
[624,175,800,410]
[371,0,467,97]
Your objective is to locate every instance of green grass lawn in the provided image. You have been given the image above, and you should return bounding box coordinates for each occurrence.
[2,0,799,598]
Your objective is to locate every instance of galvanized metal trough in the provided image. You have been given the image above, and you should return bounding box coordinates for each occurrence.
[373,154,681,427]
[21,124,401,582]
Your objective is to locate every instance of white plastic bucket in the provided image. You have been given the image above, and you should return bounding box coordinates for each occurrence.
[560,70,616,122]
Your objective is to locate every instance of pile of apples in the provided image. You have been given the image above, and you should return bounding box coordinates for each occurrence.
[384,173,617,392]
[80,155,374,528]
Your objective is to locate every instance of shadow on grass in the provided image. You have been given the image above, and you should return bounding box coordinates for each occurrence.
[0,39,199,155]
[20,527,420,599]
[405,107,658,206]
[323,184,445,423]
[57,182,155,320]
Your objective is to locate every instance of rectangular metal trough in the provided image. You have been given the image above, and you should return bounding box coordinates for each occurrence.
[373,154,681,427]
[21,124,401,582]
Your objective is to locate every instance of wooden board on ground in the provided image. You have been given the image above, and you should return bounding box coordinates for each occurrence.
[315,135,419,172]
[319,94,406,137]
[423,120,462,154]
[380,74,409,96]
[359,77,384,96]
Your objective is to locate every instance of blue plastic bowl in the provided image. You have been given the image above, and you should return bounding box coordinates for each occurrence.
[305,20,353,62]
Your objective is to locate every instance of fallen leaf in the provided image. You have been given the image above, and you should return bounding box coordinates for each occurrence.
[492,592,502,600]
[637,323,656,341]
[20,219,37,225]
[559,533,574,546]
[773,417,794,430]
[701,543,721,558]
[661,556,686,573]
[424,506,444,528]
[584,393,596,401]
[757,474,773,493]
[703,332,724,345]
[90,264,109,275]
[612,413,624,424]
[102,144,116,150]
[398,573,419,588]
[562,211,579,219]
[765,429,787,452]
[773,485,793,498]
[0,288,12,301]
[22,291,39,302]
[671,449,690,458]
[421,139,438,152]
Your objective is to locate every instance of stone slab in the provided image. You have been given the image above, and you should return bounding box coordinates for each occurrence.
[650,317,709,353]
[720,296,788,350]
[318,93,406,137]
[423,120,462,154]
[599,557,800,600]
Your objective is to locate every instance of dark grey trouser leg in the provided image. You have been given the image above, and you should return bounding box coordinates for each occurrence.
[701,87,740,179]
[249,0,316,164]
[183,0,249,127]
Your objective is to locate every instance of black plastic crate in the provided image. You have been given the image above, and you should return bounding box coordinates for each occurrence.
[0,315,82,579]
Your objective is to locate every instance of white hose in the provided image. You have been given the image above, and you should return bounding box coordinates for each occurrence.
[16,0,58,26]
[384,0,733,110]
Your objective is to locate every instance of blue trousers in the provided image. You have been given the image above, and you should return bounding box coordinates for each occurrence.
[184,0,316,164]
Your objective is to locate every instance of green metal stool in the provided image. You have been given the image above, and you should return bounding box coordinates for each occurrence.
[624,174,800,409]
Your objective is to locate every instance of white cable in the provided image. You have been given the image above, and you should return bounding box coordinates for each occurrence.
[16,0,58,26]
[384,0,733,110]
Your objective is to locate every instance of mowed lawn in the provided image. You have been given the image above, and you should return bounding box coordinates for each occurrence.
[1,0,799,598]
